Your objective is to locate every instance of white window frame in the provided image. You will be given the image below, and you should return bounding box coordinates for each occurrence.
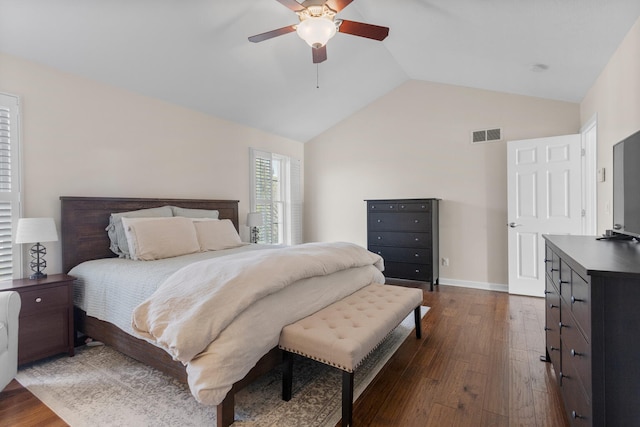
[250,148,302,245]
[0,92,23,280]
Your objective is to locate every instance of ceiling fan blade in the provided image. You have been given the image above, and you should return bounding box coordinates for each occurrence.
[338,20,389,41]
[312,45,327,63]
[276,0,306,12]
[248,25,296,43]
[324,0,354,12]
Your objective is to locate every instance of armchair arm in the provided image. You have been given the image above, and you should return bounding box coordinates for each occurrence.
[0,290,21,391]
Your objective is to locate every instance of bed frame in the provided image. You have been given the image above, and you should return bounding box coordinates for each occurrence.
[60,196,282,427]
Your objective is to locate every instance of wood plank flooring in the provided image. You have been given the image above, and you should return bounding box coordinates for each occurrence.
[0,285,569,427]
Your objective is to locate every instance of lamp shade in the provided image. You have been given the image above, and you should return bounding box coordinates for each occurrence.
[296,17,337,48]
[15,218,59,244]
[246,212,264,228]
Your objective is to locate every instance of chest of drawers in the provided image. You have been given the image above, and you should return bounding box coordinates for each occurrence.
[543,235,640,426]
[366,198,439,291]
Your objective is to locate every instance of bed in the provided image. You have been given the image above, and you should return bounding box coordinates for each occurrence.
[60,196,385,427]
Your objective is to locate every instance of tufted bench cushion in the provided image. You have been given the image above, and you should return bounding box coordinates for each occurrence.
[278,283,423,426]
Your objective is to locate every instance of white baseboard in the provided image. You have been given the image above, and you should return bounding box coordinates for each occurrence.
[438,277,508,293]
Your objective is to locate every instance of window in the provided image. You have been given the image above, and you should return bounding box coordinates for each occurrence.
[250,148,302,245]
[0,93,22,280]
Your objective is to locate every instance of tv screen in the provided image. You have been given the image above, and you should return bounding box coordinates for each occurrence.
[613,129,640,238]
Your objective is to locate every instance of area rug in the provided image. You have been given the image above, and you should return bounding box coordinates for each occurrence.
[16,306,428,427]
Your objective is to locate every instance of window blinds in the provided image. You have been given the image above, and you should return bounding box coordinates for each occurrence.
[0,94,22,280]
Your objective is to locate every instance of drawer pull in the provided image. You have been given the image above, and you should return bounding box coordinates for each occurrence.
[377,236,382,240]
[389,205,393,208]
[400,205,405,209]
[560,372,569,379]
[570,349,583,357]
[544,259,551,263]
[421,205,426,209]
[377,219,382,223]
[551,268,559,272]
[550,346,559,352]
[544,290,551,294]
[571,296,584,304]
[414,238,420,242]
[414,253,419,257]
[560,280,569,284]
[549,303,558,309]
[415,269,420,273]
[371,206,376,209]
[35,297,42,303]
[571,411,584,420]
[377,251,382,255]
[414,219,419,223]
[559,322,566,329]
[544,327,551,331]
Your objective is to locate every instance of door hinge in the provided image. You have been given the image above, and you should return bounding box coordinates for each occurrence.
[581,209,586,217]
[581,148,586,156]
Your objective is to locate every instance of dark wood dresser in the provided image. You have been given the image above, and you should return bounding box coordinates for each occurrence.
[543,235,640,426]
[366,198,439,291]
[0,274,75,365]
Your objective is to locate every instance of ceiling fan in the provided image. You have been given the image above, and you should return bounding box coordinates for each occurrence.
[248,0,389,63]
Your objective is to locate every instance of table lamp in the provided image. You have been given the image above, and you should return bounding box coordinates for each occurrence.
[246,212,264,244]
[15,217,59,279]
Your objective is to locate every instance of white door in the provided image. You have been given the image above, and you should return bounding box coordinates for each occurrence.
[507,134,582,296]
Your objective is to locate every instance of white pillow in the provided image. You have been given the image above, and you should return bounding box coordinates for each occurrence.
[121,217,200,261]
[194,219,246,251]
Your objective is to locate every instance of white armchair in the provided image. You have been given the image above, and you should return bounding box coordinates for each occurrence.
[0,290,21,391]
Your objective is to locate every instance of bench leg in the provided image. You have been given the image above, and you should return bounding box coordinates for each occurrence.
[414,306,422,339]
[282,351,293,401]
[342,370,354,427]
[216,394,235,427]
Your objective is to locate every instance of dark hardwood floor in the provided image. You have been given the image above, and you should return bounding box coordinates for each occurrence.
[0,285,569,427]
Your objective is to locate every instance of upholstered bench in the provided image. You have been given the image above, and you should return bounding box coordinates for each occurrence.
[278,283,423,427]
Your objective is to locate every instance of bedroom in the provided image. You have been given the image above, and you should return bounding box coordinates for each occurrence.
[1,0,640,426]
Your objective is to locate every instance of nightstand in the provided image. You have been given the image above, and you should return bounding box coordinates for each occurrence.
[0,273,75,365]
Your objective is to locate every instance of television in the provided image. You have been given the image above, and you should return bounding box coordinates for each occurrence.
[612,129,640,239]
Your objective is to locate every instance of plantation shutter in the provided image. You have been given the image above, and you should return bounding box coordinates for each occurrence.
[0,93,22,280]
[251,149,275,244]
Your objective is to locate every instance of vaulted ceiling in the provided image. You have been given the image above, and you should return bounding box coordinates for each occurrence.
[1,0,639,142]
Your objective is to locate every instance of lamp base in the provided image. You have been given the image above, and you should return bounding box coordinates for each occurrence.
[28,242,48,280]
[29,272,47,280]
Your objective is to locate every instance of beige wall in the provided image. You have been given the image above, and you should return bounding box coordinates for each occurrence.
[0,53,303,276]
[305,80,580,288]
[580,16,640,234]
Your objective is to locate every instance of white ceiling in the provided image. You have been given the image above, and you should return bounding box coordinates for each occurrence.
[1,0,639,142]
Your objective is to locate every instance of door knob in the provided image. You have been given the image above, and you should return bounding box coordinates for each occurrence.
[508,222,522,228]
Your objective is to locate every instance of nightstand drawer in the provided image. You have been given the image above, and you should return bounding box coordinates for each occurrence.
[19,285,70,315]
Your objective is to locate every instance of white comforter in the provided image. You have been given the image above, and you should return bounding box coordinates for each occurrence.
[131,242,385,405]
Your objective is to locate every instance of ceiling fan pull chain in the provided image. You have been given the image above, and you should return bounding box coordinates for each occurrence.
[316,64,320,89]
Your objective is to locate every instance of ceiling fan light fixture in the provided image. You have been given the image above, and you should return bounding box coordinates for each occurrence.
[296,16,337,48]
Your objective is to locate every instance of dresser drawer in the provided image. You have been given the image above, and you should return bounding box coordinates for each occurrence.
[397,202,431,212]
[562,316,591,400]
[369,246,431,263]
[368,231,431,248]
[384,261,431,281]
[368,213,431,232]
[368,202,398,212]
[19,284,70,316]
[569,271,591,341]
[561,360,592,426]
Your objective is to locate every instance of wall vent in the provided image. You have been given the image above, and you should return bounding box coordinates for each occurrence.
[471,128,502,144]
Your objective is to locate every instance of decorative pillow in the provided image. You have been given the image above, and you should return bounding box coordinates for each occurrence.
[106,206,173,258]
[194,219,246,251]
[171,206,219,219]
[121,216,200,261]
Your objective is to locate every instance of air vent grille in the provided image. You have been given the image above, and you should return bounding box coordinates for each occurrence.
[471,128,502,144]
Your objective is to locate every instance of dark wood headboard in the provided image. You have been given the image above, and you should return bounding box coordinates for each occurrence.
[60,196,240,273]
